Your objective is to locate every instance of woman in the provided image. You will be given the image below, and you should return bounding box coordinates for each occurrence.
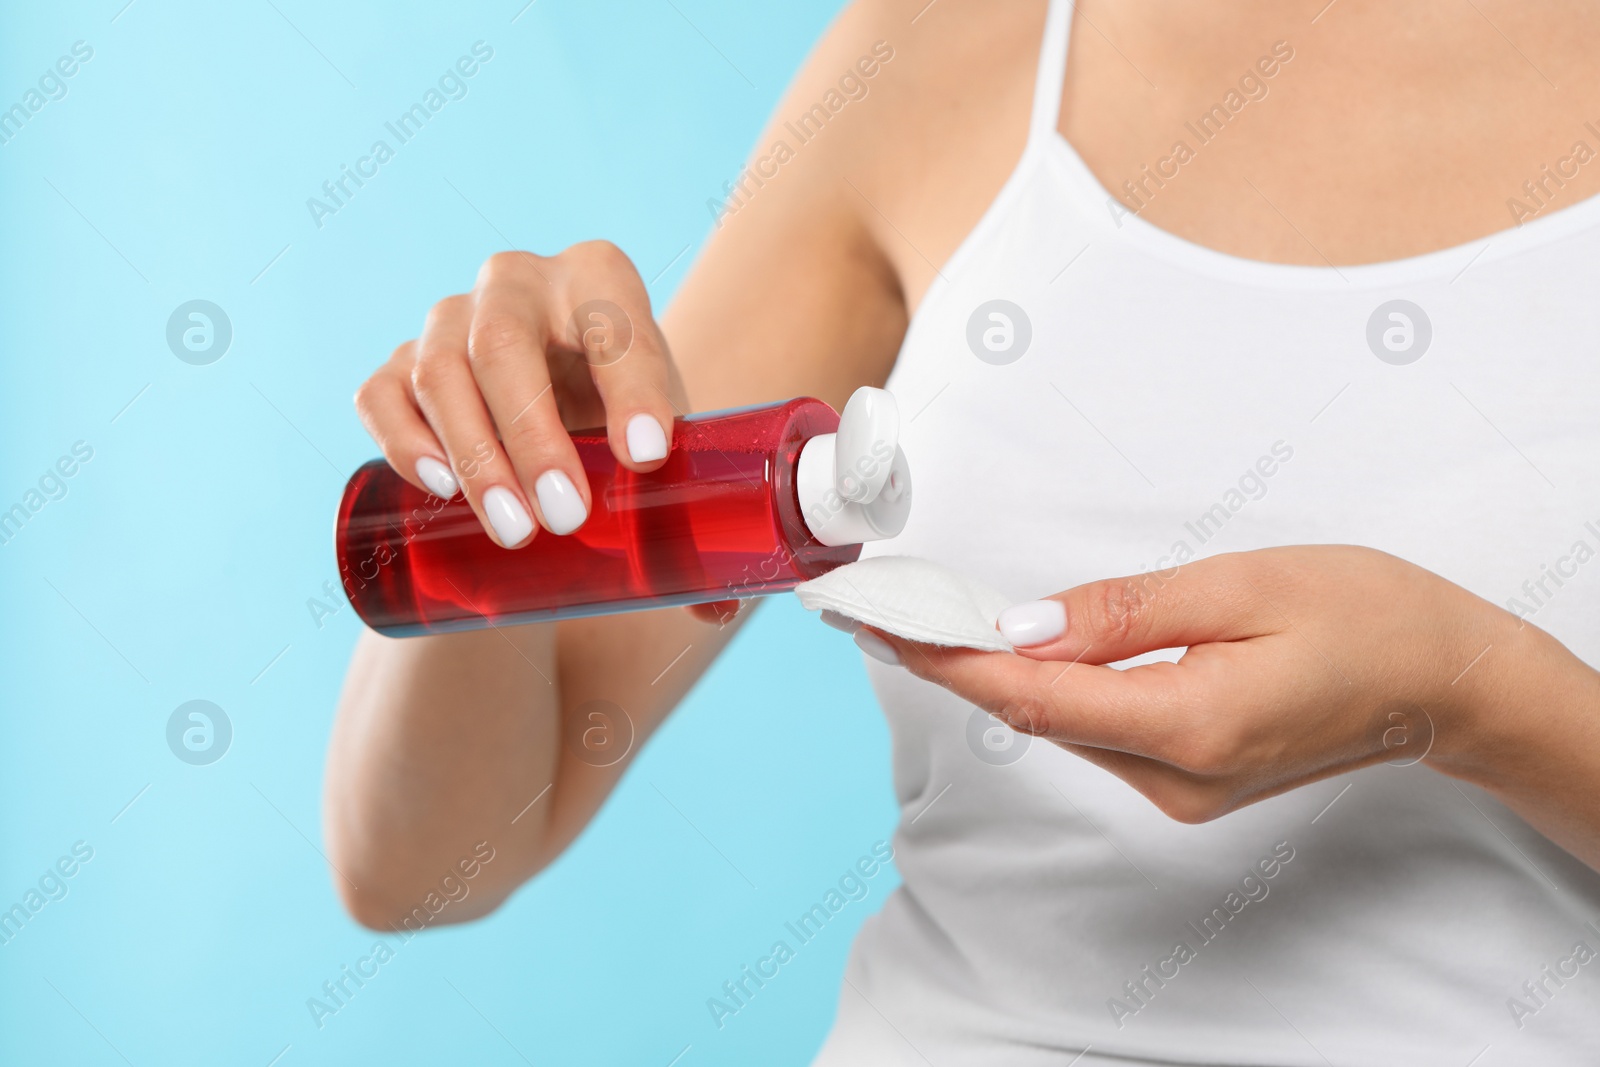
[326,0,1600,1061]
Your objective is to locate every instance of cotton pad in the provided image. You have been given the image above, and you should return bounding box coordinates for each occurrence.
[794,556,1014,652]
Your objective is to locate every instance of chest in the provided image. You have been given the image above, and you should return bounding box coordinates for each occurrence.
[1055,1,1600,267]
[879,2,1600,313]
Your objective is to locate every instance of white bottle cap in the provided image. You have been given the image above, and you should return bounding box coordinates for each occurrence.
[797,387,913,547]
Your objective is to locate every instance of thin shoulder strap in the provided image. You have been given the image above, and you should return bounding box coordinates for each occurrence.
[1029,0,1074,143]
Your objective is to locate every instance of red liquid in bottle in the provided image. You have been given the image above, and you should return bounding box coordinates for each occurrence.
[335,398,861,636]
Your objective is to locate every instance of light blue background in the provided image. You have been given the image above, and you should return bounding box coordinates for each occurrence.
[0,2,903,1063]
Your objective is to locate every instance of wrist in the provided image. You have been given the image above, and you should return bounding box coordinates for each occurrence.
[1424,601,1599,789]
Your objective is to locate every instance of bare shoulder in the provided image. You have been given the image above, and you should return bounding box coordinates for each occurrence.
[662,0,1045,412]
[821,0,1049,309]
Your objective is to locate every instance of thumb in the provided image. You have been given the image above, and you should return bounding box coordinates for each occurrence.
[996,556,1272,665]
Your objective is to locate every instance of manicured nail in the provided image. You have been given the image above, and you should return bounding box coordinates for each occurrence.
[997,600,1066,647]
[854,629,901,666]
[626,413,668,464]
[820,609,861,634]
[415,456,460,499]
[482,486,534,547]
[535,470,588,535]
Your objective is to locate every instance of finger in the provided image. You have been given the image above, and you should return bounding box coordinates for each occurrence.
[686,599,744,626]
[995,555,1276,665]
[467,253,592,536]
[354,342,462,499]
[1053,743,1239,825]
[557,241,679,472]
[862,626,1235,819]
[866,629,1194,758]
[411,295,538,549]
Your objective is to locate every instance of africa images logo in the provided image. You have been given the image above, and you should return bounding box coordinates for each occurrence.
[1365,299,1432,365]
[166,700,232,766]
[166,300,232,365]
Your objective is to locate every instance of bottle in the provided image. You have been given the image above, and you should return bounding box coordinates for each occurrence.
[335,387,912,636]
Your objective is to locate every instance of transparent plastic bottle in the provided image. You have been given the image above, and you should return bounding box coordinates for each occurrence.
[335,388,911,636]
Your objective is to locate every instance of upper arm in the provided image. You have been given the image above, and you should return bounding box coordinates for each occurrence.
[661,1,923,415]
[539,0,1049,864]
[534,1,925,866]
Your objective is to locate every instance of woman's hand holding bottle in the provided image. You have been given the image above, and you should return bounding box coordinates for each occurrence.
[354,241,687,548]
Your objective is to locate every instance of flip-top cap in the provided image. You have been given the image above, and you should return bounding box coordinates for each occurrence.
[797,387,913,547]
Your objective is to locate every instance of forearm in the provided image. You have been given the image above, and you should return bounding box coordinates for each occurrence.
[324,603,742,930]
[1427,611,1600,873]
[324,623,562,928]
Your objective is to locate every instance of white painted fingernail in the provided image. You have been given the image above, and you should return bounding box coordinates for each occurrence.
[535,470,588,535]
[854,629,901,666]
[415,456,460,499]
[820,610,861,634]
[997,600,1066,647]
[482,486,534,547]
[626,413,668,463]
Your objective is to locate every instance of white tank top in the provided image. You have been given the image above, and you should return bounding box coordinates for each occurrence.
[811,1,1600,1063]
